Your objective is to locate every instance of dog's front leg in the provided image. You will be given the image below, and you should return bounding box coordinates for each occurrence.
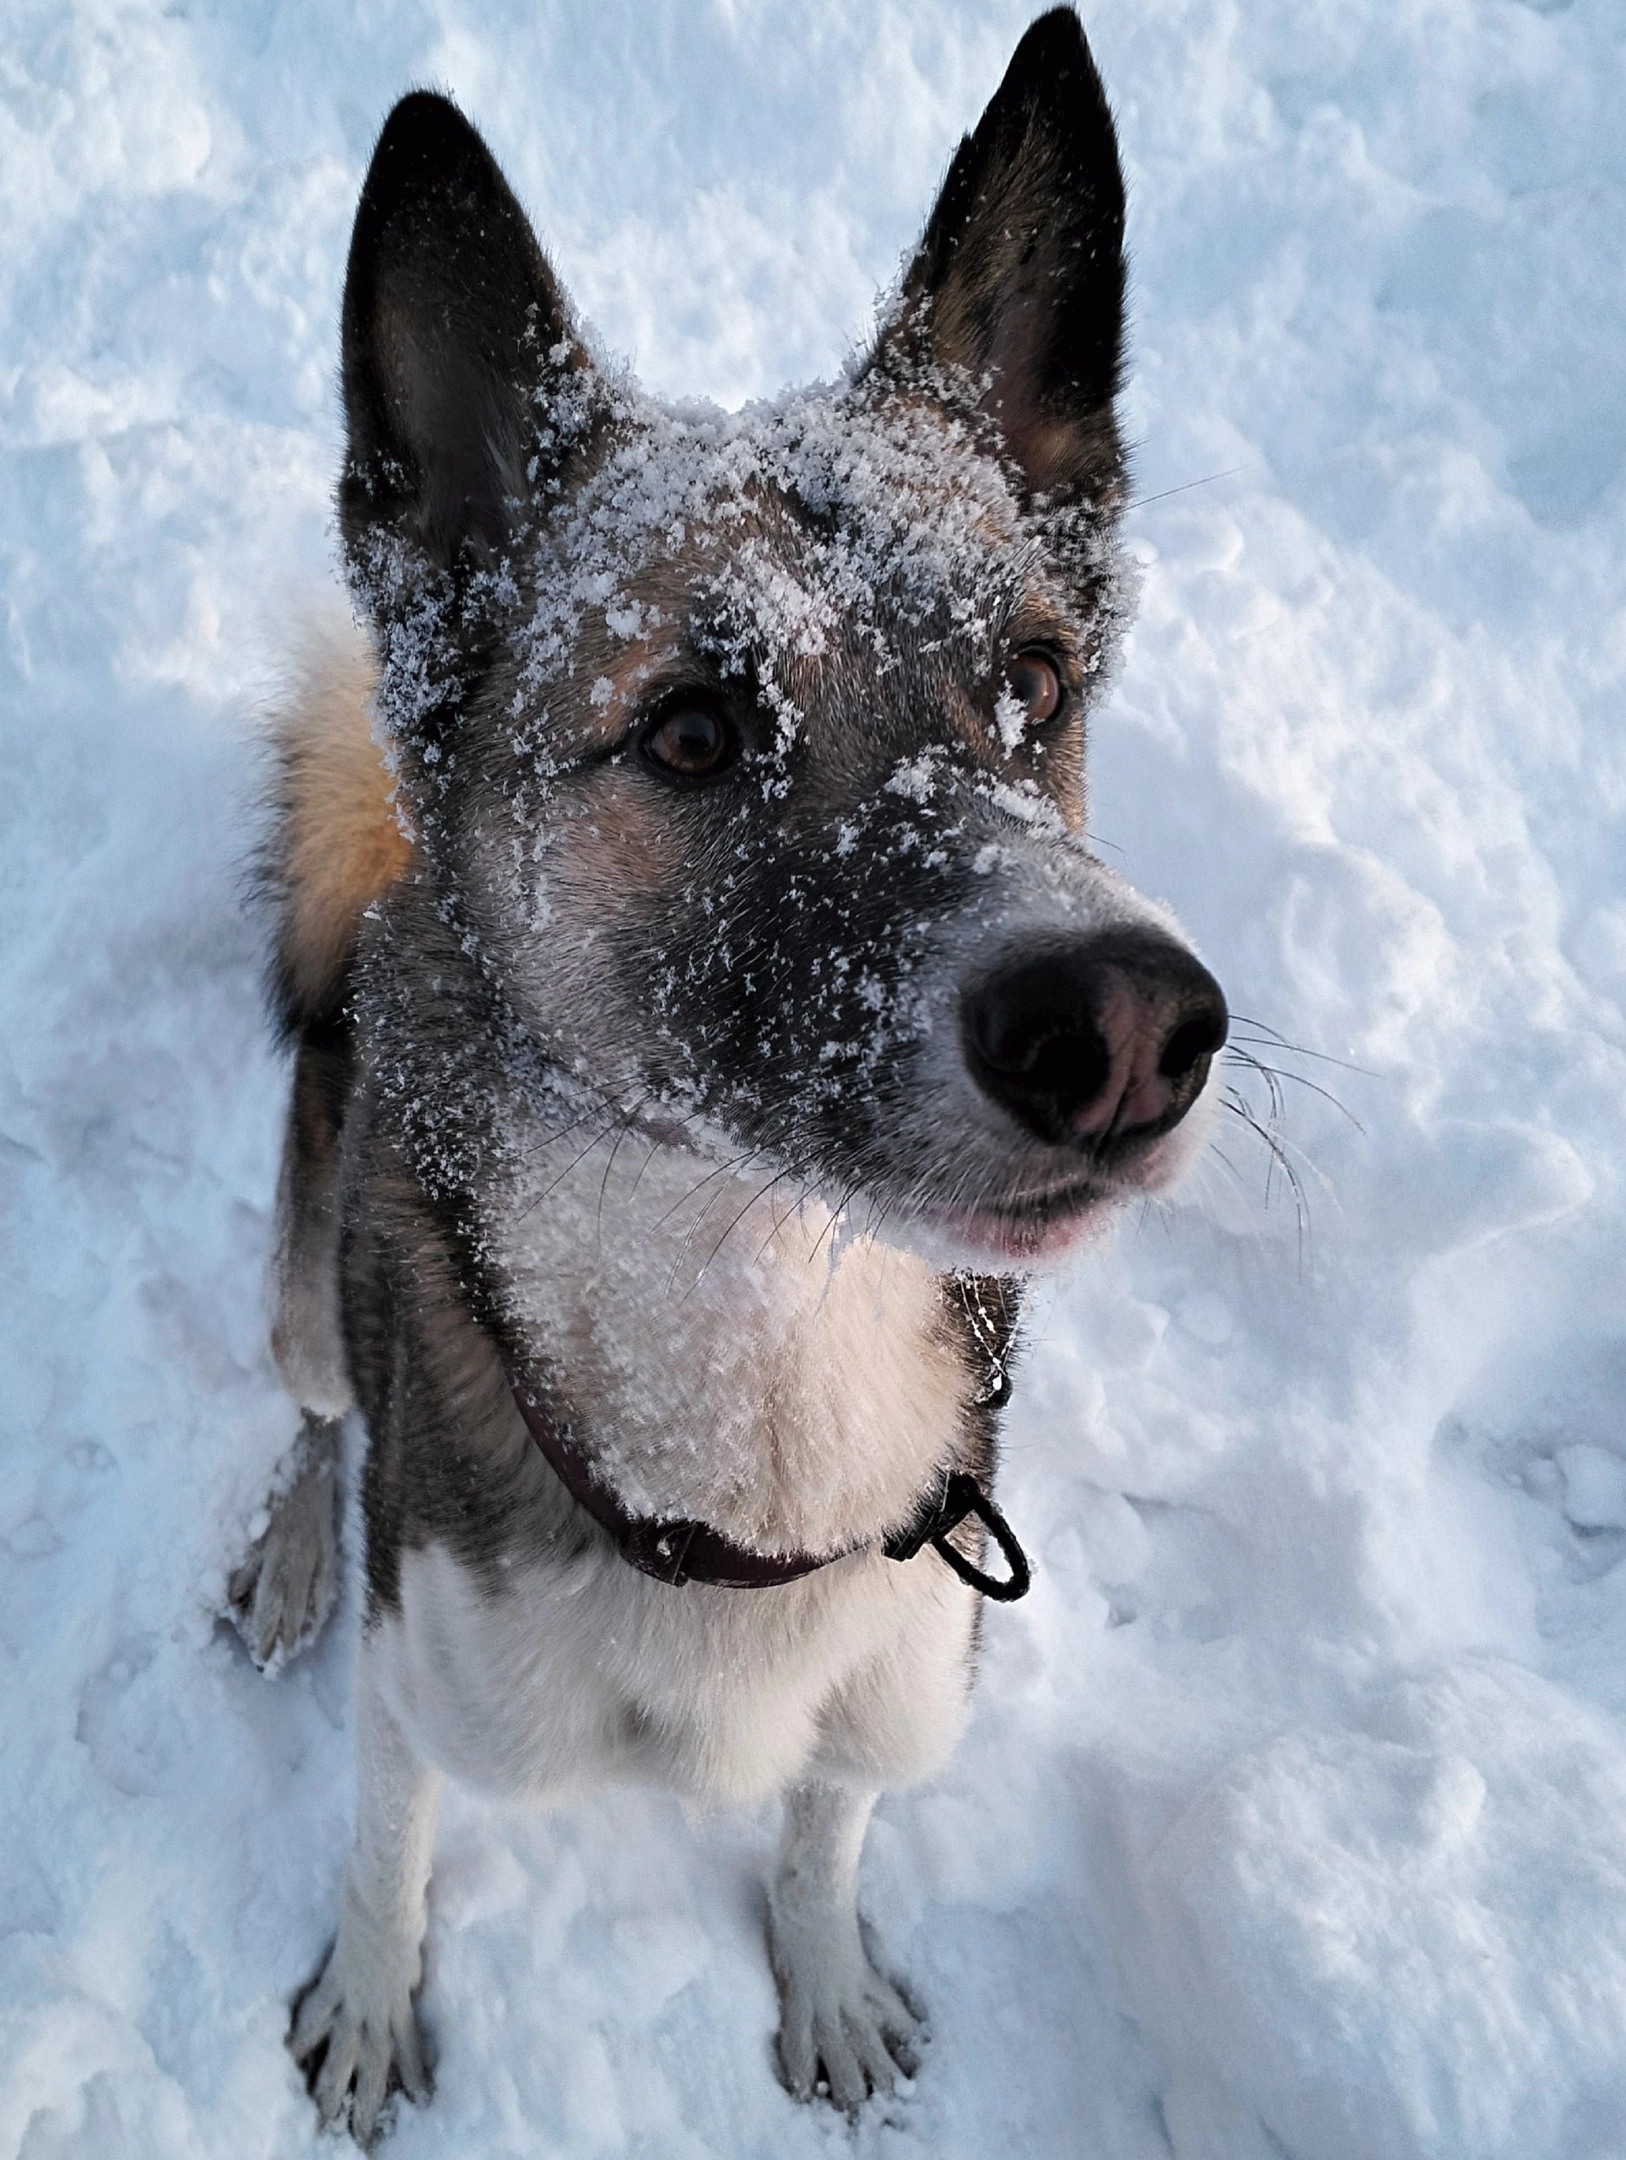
[292,1654,441,2146]
[769,1779,921,2110]
[229,1410,342,1673]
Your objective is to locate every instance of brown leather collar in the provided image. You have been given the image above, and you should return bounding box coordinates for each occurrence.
[510,1379,1030,1600]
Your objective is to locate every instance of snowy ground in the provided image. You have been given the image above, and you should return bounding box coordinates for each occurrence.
[4,2,1626,2154]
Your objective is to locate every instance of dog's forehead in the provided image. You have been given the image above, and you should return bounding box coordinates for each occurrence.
[520,385,1053,696]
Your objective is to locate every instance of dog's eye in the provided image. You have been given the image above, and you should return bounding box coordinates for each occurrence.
[640,703,739,781]
[1006,650,1064,727]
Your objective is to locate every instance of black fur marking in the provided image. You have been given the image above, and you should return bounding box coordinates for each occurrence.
[341,1130,597,1620]
[287,1017,354,1167]
[942,1272,1021,1483]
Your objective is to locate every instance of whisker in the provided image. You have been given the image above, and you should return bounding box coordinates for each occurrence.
[623,1098,708,1200]
[1221,1094,1309,1268]
[595,1096,649,1241]
[1229,1047,1285,1126]
[1206,1142,1246,1191]
[804,1178,861,1270]
[1228,1047,1363,1132]
[1127,464,1250,511]
[507,1099,634,1229]
[689,1168,800,1287]
[651,1144,765,1235]
[525,1114,625,1213]
[1229,1016,1375,1078]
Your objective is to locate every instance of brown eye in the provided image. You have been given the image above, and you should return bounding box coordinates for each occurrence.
[641,703,738,781]
[1006,650,1063,727]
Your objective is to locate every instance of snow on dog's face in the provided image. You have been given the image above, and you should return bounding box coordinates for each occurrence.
[339,20,1225,1264]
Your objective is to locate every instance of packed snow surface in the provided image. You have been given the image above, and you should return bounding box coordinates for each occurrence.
[4,2,1625,2155]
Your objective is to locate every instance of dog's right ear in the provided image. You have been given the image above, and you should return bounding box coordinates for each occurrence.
[340,92,594,578]
[868,8,1126,501]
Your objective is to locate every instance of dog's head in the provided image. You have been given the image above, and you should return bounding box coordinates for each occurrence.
[341,9,1226,1265]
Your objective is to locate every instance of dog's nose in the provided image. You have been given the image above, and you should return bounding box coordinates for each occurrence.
[962,932,1228,1150]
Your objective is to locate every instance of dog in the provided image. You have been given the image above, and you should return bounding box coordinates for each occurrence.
[227,8,1227,2142]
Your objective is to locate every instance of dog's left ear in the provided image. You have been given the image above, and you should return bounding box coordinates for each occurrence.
[339,91,597,580]
[869,8,1125,499]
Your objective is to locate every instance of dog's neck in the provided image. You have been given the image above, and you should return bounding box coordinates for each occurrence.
[478,1098,973,1560]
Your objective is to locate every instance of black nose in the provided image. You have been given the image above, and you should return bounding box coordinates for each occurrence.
[962,931,1228,1150]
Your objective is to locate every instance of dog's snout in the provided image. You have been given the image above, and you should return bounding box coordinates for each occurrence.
[962,933,1228,1151]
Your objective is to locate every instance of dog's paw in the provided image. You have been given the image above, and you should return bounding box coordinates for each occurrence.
[228,1422,340,1674]
[772,1930,922,2113]
[290,1924,431,2148]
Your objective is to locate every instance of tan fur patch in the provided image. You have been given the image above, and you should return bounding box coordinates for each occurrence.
[273,623,412,1021]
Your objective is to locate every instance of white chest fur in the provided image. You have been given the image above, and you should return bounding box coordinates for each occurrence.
[375,1528,978,1808]
[371,1120,984,1809]
[483,1115,972,1559]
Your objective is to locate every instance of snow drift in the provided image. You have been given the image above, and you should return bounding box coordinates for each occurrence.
[2,1,1624,2154]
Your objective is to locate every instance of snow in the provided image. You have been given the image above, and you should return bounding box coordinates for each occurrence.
[3,1,1625,2155]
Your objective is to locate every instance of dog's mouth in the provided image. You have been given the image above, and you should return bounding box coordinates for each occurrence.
[610,1105,1119,1265]
[913,1168,1124,1264]
[616,1100,1147,1265]
[590,1070,1193,1268]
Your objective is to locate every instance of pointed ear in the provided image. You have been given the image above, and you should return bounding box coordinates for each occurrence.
[340,92,595,577]
[872,8,1126,499]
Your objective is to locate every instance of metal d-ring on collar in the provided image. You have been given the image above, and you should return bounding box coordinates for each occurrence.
[509,1381,1031,1601]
